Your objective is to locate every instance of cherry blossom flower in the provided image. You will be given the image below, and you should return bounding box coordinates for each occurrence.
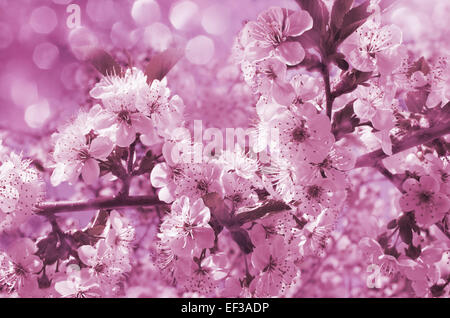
[0,153,44,232]
[217,144,259,181]
[221,172,258,210]
[289,74,322,106]
[135,78,185,142]
[0,238,42,294]
[294,178,346,217]
[242,7,313,65]
[257,103,335,164]
[250,236,298,297]
[173,162,223,201]
[399,176,450,227]
[51,107,114,186]
[105,210,136,256]
[426,56,450,108]
[341,24,402,73]
[78,240,130,293]
[182,253,228,295]
[90,67,159,147]
[299,209,338,257]
[426,154,450,195]
[241,58,295,106]
[158,196,215,256]
[398,260,441,297]
[54,268,103,298]
[359,237,400,278]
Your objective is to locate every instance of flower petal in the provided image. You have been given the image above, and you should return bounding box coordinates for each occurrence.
[89,136,114,159]
[81,158,100,185]
[276,41,305,66]
[286,10,313,37]
[116,122,136,147]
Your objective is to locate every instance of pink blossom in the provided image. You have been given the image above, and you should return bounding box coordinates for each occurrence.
[51,107,114,186]
[399,176,450,227]
[90,68,159,147]
[0,153,44,232]
[158,196,215,256]
[0,238,42,294]
[341,24,402,73]
[54,268,103,298]
[257,103,335,164]
[242,7,313,65]
[251,236,298,297]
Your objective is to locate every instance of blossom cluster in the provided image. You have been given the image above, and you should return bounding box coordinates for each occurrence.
[0,0,449,298]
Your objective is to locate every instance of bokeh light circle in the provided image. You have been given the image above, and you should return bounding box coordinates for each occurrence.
[25,100,51,129]
[185,35,215,65]
[132,0,161,26]
[110,22,138,49]
[201,5,230,35]
[169,1,199,30]
[68,27,99,60]
[143,23,172,51]
[87,0,115,23]
[33,42,59,70]
[10,79,39,107]
[29,6,57,34]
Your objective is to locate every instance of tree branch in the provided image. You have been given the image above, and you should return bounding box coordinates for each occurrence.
[355,123,450,168]
[321,64,334,120]
[35,195,165,215]
[236,200,291,225]
[373,161,405,192]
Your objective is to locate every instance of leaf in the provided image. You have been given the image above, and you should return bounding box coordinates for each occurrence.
[405,90,428,113]
[88,49,123,77]
[229,228,255,254]
[330,52,349,70]
[86,225,107,237]
[295,0,329,32]
[331,0,354,31]
[387,219,398,229]
[91,209,109,228]
[84,209,109,238]
[405,244,421,260]
[331,100,360,139]
[354,70,373,84]
[398,216,412,245]
[377,232,389,249]
[407,56,431,77]
[144,48,184,84]
[338,0,371,43]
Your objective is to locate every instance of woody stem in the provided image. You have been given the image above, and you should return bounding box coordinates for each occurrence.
[35,195,165,215]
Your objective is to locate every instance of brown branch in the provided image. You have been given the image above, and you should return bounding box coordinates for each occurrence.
[35,195,164,215]
[321,64,334,120]
[373,161,405,192]
[355,123,450,168]
[236,200,291,225]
